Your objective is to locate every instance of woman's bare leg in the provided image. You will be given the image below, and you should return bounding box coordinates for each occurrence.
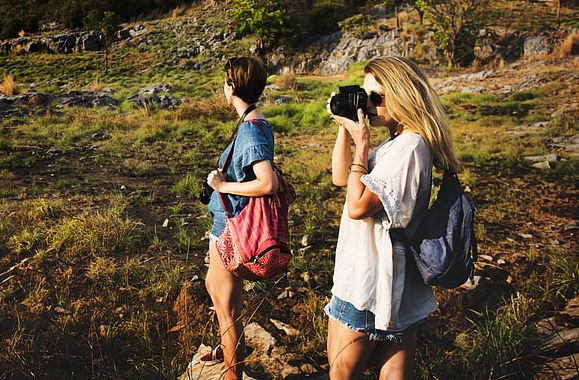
[205,241,244,380]
[374,325,417,380]
[327,318,377,379]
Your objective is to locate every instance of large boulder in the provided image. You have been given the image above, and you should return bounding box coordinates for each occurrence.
[523,32,559,57]
[81,31,105,51]
[269,30,414,75]
[318,31,411,75]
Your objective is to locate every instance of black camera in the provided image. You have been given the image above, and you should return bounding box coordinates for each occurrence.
[330,85,368,121]
[199,181,213,205]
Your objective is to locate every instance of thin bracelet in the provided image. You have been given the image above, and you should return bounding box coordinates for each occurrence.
[349,169,366,175]
[349,163,368,173]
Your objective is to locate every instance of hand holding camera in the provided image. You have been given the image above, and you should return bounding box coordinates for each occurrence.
[328,85,370,149]
[329,85,368,121]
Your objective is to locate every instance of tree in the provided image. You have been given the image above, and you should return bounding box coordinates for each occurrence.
[383,0,405,30]
[99,11,120,74]
[416,0,489,67]
[230,0,290,52]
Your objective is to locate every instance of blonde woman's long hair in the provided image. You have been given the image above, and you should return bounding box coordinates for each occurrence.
[364,56,460,172]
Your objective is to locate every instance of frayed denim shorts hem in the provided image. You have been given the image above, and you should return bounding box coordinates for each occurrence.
[325,295,404,342]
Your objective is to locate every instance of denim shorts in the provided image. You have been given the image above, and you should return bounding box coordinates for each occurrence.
[325,295,404,342]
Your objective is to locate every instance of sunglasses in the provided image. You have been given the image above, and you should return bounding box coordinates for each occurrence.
[224,57,239,71]
[369,91,384,106]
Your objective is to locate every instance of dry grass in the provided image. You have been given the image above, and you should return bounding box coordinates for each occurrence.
[171,3,190,18]
[176,92,231,120]
[275,67,298,91]
[87,75,105,91]
[552,31,579,58]
[0,75,17,96]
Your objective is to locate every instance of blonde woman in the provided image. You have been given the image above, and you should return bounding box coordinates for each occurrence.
[326,56,460,379]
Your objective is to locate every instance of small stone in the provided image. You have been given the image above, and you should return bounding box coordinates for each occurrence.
[524,154,559,163]
[270,318,300,336]
[191,275,199,281]
[301,235,309,247]
[497,259,507,265]
[531,161,551,170]
[120,185,127,191]
[162,218,169,228]
[277,289,294,299]
[461,276,482,290]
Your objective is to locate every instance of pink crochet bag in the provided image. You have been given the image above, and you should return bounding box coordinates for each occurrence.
[215,122,295,280]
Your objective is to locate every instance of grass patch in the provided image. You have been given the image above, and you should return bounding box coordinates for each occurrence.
[173,174,199,199]
[460,293,540,378]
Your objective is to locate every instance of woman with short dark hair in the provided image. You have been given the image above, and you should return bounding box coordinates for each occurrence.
[204,56,277,380]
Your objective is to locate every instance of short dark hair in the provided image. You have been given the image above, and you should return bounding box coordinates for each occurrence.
[224,56,267,104]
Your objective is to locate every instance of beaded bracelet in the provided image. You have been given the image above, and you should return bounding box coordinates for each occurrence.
[349,163,368,174]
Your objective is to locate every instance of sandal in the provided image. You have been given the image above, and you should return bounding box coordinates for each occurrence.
[199,345,224,365]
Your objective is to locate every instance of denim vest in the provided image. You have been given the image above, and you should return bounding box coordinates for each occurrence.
[207,119,274,236]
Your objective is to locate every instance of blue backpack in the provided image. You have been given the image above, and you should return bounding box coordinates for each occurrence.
[409,171,477,289]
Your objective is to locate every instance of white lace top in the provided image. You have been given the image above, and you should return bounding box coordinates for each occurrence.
[331,132,437,330]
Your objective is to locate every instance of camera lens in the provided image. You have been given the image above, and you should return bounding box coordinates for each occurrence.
[330,85,368,121]
[329,94,346,116]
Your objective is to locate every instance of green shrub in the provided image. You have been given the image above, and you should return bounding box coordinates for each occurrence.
[508,91,537,102]
[230,0,291,48]
[306,1,347,35]
[338,14,377,39]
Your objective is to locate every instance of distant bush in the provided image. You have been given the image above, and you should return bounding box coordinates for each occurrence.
[230,0,291,50]
[338,13,377,39]
[306,1,347,35]
[507,91,536,102]
[0,0,190,38]
[0,0,41,39]
[275,67,298,90]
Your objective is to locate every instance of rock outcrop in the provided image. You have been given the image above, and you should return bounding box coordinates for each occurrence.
[0,24,147,55]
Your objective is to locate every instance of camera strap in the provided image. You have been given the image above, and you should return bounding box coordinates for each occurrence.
[221,104,256,172]
[218,104,257,217]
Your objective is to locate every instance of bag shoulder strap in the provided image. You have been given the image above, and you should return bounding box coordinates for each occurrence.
[217,104,257,217]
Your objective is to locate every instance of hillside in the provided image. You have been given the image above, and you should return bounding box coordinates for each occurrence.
[0,1,578,379]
